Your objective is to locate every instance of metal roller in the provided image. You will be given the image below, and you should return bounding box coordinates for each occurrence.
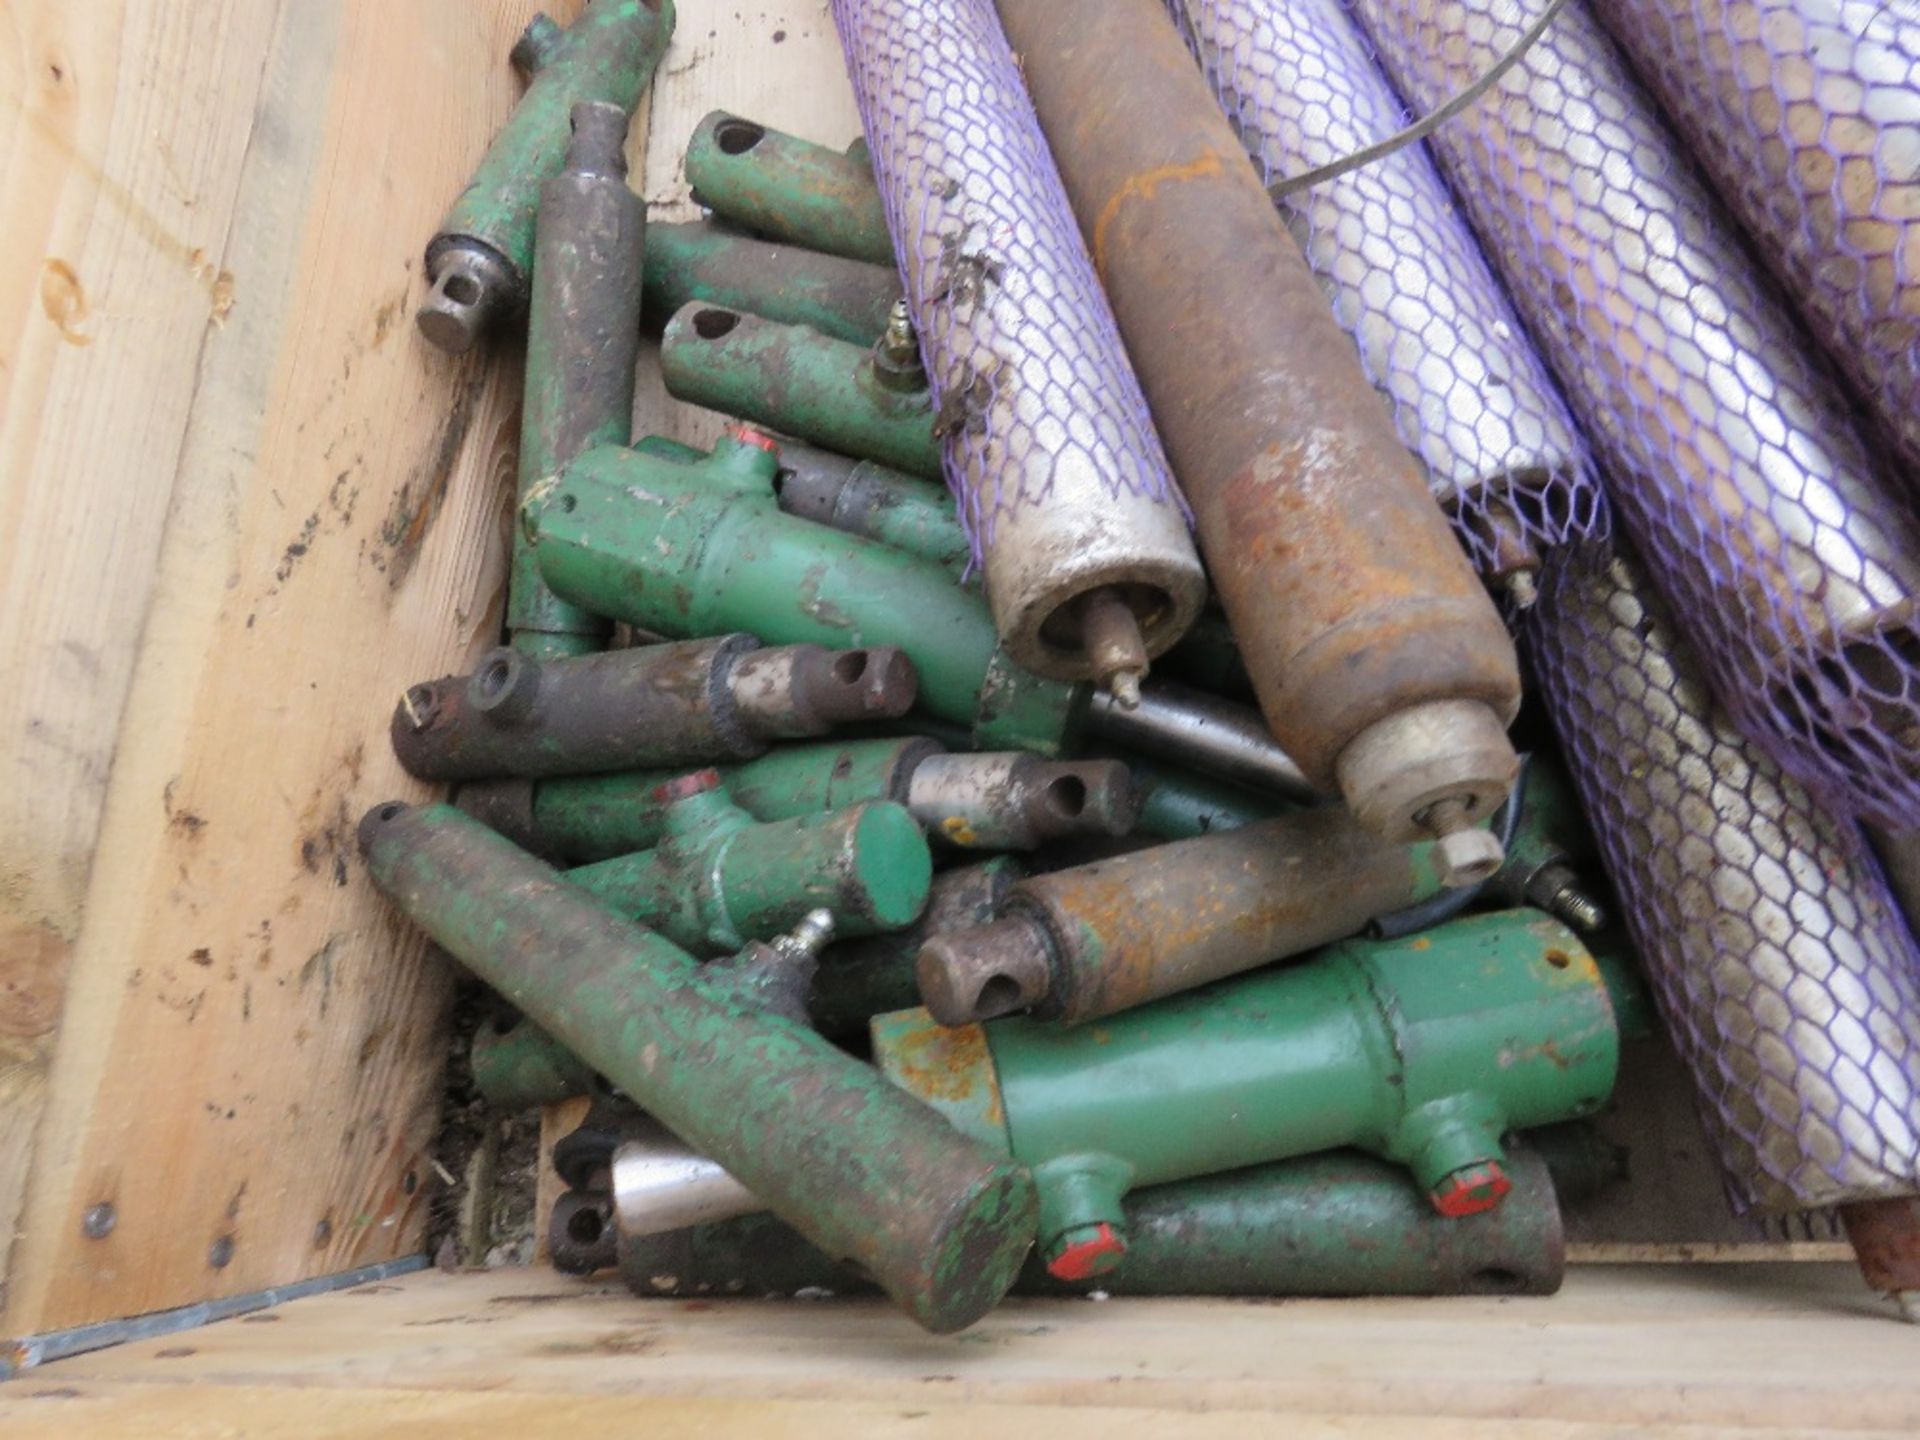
[1525,538,1920,1213]
[830,0,1207,701]
[1167,0,1602,603]
[990,0,1522,863]
[1348,0,1920,829]
[1589,0,1920,477]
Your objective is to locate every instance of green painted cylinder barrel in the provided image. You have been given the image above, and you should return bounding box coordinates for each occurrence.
[644,220,900,344]
[525,435,1082,751]
[614,1145,1570,1299]
[659,305,940,477]
[418,0,676,352]
[565,782,932,953]
[471,1009,604,1112]
[359,800,1035,1332]
[683,110,892,264]
[877,909,1621,1280]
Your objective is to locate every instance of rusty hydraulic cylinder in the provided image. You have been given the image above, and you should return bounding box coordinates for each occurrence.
[359,802,1035,1332]
[684,111,892,265]
[613,1142,1572,1299]
[417,0,675,352]
[643,219,902,344]
[993,0,1521,863]
[917,805,1454,1026]
[391,636,915,781]
[509,101,646,659]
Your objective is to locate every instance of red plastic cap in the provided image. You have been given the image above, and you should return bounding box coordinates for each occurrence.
[1430,1161,1512,1218]
[729,423,781,455]
[650,769,724,806]
[1045,1222,1127,1281]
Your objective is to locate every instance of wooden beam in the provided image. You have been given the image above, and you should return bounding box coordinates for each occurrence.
[0,0,572,1334]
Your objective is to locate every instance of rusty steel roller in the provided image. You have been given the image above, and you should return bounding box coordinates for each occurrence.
[1527,538,1920,1214]
[1167,0,1604,606]
[991,0,1522,873]
[829,0,1207,704]
[1590,0,1920,479]
[1347,0,1920,830]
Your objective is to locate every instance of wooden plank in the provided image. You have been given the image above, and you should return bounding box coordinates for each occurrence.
[23,1263,1920,1435]
[0,0,284,1314]
[4,1383,1894,1440]
[0,0,574,1335]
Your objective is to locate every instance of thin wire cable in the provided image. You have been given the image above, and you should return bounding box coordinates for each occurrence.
[1268,0,1572,198]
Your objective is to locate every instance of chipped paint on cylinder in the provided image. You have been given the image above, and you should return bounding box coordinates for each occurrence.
[358,801,1036,1333]
[659,304,941,477]
[525,436,1083,751]
[617,1144,1569,1299]
[643,219,902,343]
[684,110,893,264]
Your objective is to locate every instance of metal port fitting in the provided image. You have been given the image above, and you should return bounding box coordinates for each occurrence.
[1335,698,1518,878]
[418,240,523,355]
[870,299,925,393]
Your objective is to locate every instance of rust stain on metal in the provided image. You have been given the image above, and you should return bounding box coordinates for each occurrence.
[1089,152,1227,277]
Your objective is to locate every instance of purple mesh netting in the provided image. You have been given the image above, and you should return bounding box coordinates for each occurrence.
[828,0,1191,561]
[1346,0,1920,831]
[1166,0,1605,598]
[1528,538,1920,1213]
[1591,0,1920,479]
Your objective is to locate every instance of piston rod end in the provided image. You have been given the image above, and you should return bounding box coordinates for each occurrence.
[1080,588,1149,710]
[917,914,1054,1027]
[417,241,521,354]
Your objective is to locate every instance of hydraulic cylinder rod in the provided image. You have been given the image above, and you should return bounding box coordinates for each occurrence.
[418,0,675,352]
[993,0,1521,862]
[917,805,1454,1025]
[359,801,1035,1332]
[392,635,914,781]
[508,101,645,658]
[879,909,1622,1280]
[684,110,892,265]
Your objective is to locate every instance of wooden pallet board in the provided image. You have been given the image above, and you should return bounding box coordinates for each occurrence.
[0,0,572,1333]
[5,1263,1915,1437]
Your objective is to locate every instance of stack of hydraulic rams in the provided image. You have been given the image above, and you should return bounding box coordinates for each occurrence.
[367,0,1920,1333]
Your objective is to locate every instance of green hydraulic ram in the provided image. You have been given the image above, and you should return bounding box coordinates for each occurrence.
[507,100,646,658]
[392,636,915,781]
[472,856,1023,1114]
[522,430,1082,752]
[916,803,1458,1026]
[659,305,940,478]
[877,909,1626,1280]
[523,433,1314,779]
[455,736,1134,861]
[610,1143,1584,1300]
[684,110,892,265]
[644,220,901,345]
[418,0,675,353]
[359,800,1035,1332]
[562,770,931,953]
